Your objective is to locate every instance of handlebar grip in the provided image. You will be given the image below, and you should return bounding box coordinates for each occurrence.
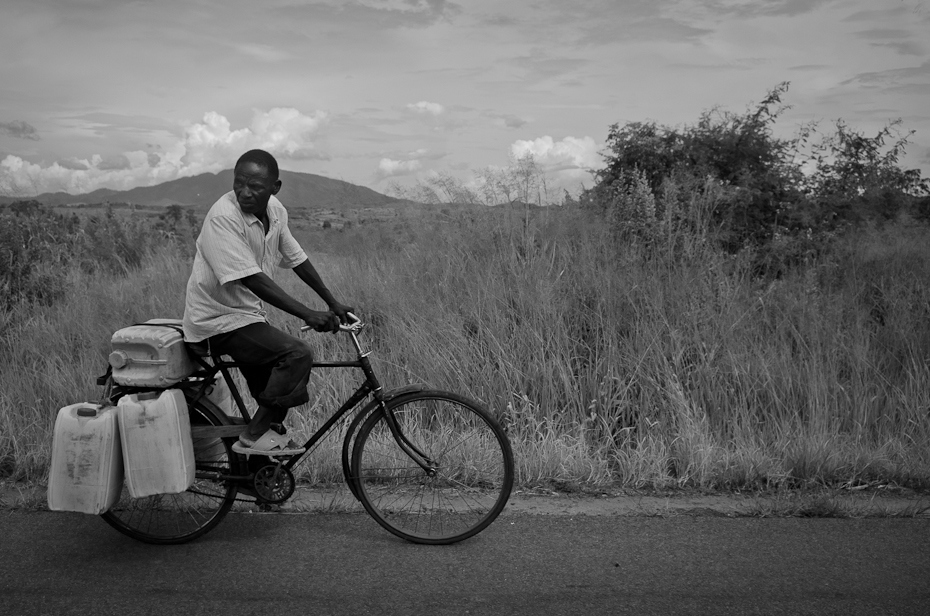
[300,312,362,333]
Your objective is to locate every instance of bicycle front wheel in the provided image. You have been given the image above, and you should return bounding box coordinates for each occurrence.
[351,391,514,544]
[100,399,239,544]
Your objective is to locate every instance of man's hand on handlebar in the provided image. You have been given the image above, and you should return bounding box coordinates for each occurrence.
[328,301,356,325]
[302,309,341,334]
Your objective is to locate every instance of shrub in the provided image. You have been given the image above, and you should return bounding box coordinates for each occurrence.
[0,203,197,312]
[590,83,802,250]
[801,119,930,228]
[586,83,929,265]
[0,202,80,309]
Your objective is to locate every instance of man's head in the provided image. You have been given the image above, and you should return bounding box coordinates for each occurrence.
[233,149,281,217]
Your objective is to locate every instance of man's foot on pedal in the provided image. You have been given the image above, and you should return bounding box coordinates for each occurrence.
[232,429,305,456]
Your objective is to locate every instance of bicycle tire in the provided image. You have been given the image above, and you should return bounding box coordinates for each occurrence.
[100,397,239,544]
[351,391,514,544]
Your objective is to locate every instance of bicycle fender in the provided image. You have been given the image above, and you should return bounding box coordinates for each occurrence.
[380,384,428,401]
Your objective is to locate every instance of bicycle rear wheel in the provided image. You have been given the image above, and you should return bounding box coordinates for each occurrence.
[100,399,239,544]
[351,391,514,544]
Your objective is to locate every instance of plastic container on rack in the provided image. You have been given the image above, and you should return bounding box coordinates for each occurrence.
[117,389,195,498]
[109,319,195,387]
[48,403,124,515]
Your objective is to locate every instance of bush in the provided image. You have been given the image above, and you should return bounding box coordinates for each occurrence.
[0,203,197,312]
[590,83,802,250]
[586,83,929,265]
[0,202,80,309]
[801,119,929,228]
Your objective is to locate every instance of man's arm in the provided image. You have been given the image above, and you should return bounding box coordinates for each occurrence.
[240,271,339,332]
[292,259,354,322]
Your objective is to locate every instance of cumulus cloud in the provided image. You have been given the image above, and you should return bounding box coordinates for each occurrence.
[377,157,423,178]
[373,147,447,180]
[0,120,39,140]
[407,101,445,115]
[504,135,601,195]
[180,108,327,171]
[0,108,327,195]
[510,135,600,173]
[97,154,132,171]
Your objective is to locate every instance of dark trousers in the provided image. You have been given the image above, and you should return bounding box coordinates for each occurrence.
[207,322,314,411]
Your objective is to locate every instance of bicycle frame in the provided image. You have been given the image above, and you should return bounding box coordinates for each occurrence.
[180,317,435,479]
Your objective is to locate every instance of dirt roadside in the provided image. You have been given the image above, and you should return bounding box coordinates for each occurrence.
[281,486,930,518]
[7,481,928,518]
[502,488,930,517]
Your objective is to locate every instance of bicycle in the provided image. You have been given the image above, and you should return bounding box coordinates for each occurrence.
[97,314,514,545]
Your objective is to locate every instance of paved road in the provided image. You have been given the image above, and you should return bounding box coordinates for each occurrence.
[2,510,929,615]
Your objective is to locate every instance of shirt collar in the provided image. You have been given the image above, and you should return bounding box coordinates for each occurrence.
[241,205,279,228]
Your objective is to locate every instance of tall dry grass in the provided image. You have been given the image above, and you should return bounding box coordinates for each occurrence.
[2,205,929,491]
[301,205,930,490]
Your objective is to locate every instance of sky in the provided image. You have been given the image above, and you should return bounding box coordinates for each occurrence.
[1,0,929,199]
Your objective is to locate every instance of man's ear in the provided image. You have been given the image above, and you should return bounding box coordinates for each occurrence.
[272,180,282,194]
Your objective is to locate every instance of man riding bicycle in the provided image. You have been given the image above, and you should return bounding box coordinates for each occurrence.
[182,149,353,456]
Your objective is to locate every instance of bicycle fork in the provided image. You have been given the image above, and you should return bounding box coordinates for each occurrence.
[353,331,437,476]
[378,400,437,476]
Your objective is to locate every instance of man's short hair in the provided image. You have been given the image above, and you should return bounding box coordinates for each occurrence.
[236,149,279,180]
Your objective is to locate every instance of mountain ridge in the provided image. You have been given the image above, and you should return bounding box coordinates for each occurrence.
[0,169,396,209]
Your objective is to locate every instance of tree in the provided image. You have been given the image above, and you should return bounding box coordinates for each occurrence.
[388,172,477,205]
[388,153,558,207]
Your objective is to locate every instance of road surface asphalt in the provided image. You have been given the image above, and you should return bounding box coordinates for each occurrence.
[2,503,929,616]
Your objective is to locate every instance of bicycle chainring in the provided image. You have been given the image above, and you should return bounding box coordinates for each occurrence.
[253,464,296,504]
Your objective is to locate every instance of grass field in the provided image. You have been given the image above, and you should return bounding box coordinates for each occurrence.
[2,203,929,492]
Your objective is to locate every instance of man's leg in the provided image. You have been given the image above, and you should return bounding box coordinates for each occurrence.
[208,322,314,443]
[240,404,286,441]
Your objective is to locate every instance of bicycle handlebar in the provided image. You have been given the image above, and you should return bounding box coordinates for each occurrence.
[300,311,363,334]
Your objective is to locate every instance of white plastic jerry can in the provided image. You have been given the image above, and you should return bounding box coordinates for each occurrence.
[117,389,195,498]
[48,403,124,515]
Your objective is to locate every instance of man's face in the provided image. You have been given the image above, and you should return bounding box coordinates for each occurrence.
[233,162,281,216]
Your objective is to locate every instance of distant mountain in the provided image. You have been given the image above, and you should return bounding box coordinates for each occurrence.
[1,169,396,209]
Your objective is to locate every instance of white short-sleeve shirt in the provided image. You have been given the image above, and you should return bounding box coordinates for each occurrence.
[182,191,307,342]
